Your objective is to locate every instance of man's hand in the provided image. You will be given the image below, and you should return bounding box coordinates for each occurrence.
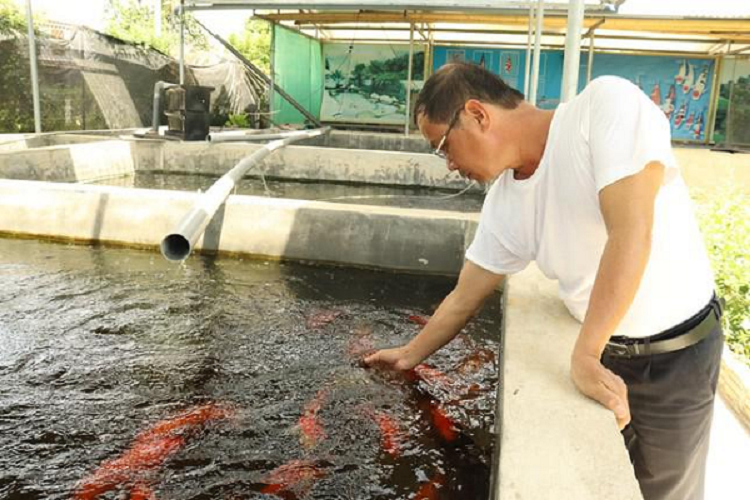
[363,346,419,371]
[571,350,631,430]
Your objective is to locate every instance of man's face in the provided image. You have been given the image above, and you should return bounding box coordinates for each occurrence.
[417,102,505,183]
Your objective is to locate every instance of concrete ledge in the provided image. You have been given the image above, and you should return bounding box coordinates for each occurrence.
[498,264,642,500]
[718,348,750,432]
[0,179,476,275]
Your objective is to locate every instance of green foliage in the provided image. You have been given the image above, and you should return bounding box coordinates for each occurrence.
[105,0,207,55]
[0,0,25,36]
[228,19,270,74]
[225,112,249,128]
[695,188,750,365]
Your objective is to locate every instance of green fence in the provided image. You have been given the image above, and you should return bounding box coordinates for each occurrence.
[272,25,322,125]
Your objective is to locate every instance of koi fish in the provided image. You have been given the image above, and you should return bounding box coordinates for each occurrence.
[74,403,235,500]
[427,401,459,442]
[260,459,327,498]
[661,85,676,120]
[306,309,342,329]
[674,102,687,128]
[650,81,661,106]
[675,60,688,85]
[455,348,496,376]
[694,112,704,140]
[686,111,695,129]
[692,66,708,100]
[408,314,430,326]
[346,325,375,360]
[299,389,328,450]
[682,63,694,94]
[414,474,446,500]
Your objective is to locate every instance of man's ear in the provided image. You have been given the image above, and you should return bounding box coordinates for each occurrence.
[465,99,490,131]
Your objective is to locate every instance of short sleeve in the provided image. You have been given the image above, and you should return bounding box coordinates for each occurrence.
[465,219,529,276]
[588,76,678,192]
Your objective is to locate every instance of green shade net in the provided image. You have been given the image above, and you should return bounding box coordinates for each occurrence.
[272,25,322,125]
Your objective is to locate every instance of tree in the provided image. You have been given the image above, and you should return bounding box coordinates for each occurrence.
[105,0,207,56]
[228,18,270,75]
[0,0,26,36]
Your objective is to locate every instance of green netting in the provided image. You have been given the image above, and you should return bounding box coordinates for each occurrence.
[272,25,322,125]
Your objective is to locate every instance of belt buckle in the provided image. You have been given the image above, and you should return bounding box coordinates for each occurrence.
[606,342,633,358]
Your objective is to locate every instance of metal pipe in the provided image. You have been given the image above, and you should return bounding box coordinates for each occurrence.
[405,22,415,136]
[179,0,185,85]
[561,0,585,102]
[161,127,331,262]
[524,6,534,96]
[25,0,41,133]
[207,130,322,142]
[151,81,179,134]
[587,30,595,85]
[529,0,544,106]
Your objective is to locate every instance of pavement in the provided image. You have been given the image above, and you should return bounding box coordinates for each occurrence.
[705,392,750,500]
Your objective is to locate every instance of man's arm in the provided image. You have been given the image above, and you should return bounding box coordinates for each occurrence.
[571,161,665,429]
[364,260,504,371]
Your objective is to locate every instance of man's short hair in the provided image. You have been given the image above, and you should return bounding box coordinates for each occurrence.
[414,62,525,126]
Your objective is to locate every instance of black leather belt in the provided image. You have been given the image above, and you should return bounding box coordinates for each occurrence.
[605,295,723,358]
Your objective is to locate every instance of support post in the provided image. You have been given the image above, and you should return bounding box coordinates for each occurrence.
[587,31,595,85]
[561,0,585,102]
[405,22,415,136]
[269,20,276,126]
[179,0,185,85]
[529,0,544,106]
[524,7,534,97]
[25,0,41,133]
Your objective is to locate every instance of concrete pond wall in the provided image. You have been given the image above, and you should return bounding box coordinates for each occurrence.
[0,134,660,499]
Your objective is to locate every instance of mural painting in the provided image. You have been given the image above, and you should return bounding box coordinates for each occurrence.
[321,43,425,124]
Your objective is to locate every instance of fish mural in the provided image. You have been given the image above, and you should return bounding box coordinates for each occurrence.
[650,81,661,106]
[661,84,676,120]
[694,112,704,140]
[74,403,235,500]
[682,63,694,94]
[692,65,708,100]
[686,110,695,130]
[675,59,688,86]
[260,459,328,498]
[674,101,687,129]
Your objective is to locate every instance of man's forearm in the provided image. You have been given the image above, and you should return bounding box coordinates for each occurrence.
[404,289,482,363]
[575,230,652,357]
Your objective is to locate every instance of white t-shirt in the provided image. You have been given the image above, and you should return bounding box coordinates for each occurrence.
[466,76,715,339]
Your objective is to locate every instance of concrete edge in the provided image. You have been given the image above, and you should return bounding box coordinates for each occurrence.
[718,347,750,433]
[498,264,642,500]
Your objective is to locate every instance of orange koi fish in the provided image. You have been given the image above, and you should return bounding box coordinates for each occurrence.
[358,406,405,458]
[413,474,446,500]
[74,403,235,500]
[306,309,342,329]
[299,389,328,450]
[455,348,496,376]
[427,401,459,442]
[408,314,430,326]
[260,459,327,498]
[346,325,375,360]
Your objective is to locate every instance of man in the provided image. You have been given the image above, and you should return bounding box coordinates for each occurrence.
[364,62,723,500]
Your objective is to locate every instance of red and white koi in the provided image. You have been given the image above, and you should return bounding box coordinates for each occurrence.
[298,389,329,450]
[260,459,327,498]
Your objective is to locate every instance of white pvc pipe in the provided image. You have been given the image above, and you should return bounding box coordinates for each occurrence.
[25,0,41,133]
[161,127,331,262]
[405,23,415,136]
[524,7,534,97]
[561,0,585,102]
[529,0,544,106]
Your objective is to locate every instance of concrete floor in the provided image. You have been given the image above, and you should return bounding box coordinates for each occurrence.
[706,393,750,500]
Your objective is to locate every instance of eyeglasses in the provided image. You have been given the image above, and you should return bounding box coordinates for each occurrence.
[433,107,463,160]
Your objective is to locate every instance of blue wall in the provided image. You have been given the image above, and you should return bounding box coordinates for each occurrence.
[433,46,715,141]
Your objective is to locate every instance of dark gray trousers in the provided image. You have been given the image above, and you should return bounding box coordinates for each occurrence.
[602,326,724,500]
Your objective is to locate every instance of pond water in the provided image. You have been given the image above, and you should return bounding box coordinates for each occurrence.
[86,173,485,213]
[0,238,501,499]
